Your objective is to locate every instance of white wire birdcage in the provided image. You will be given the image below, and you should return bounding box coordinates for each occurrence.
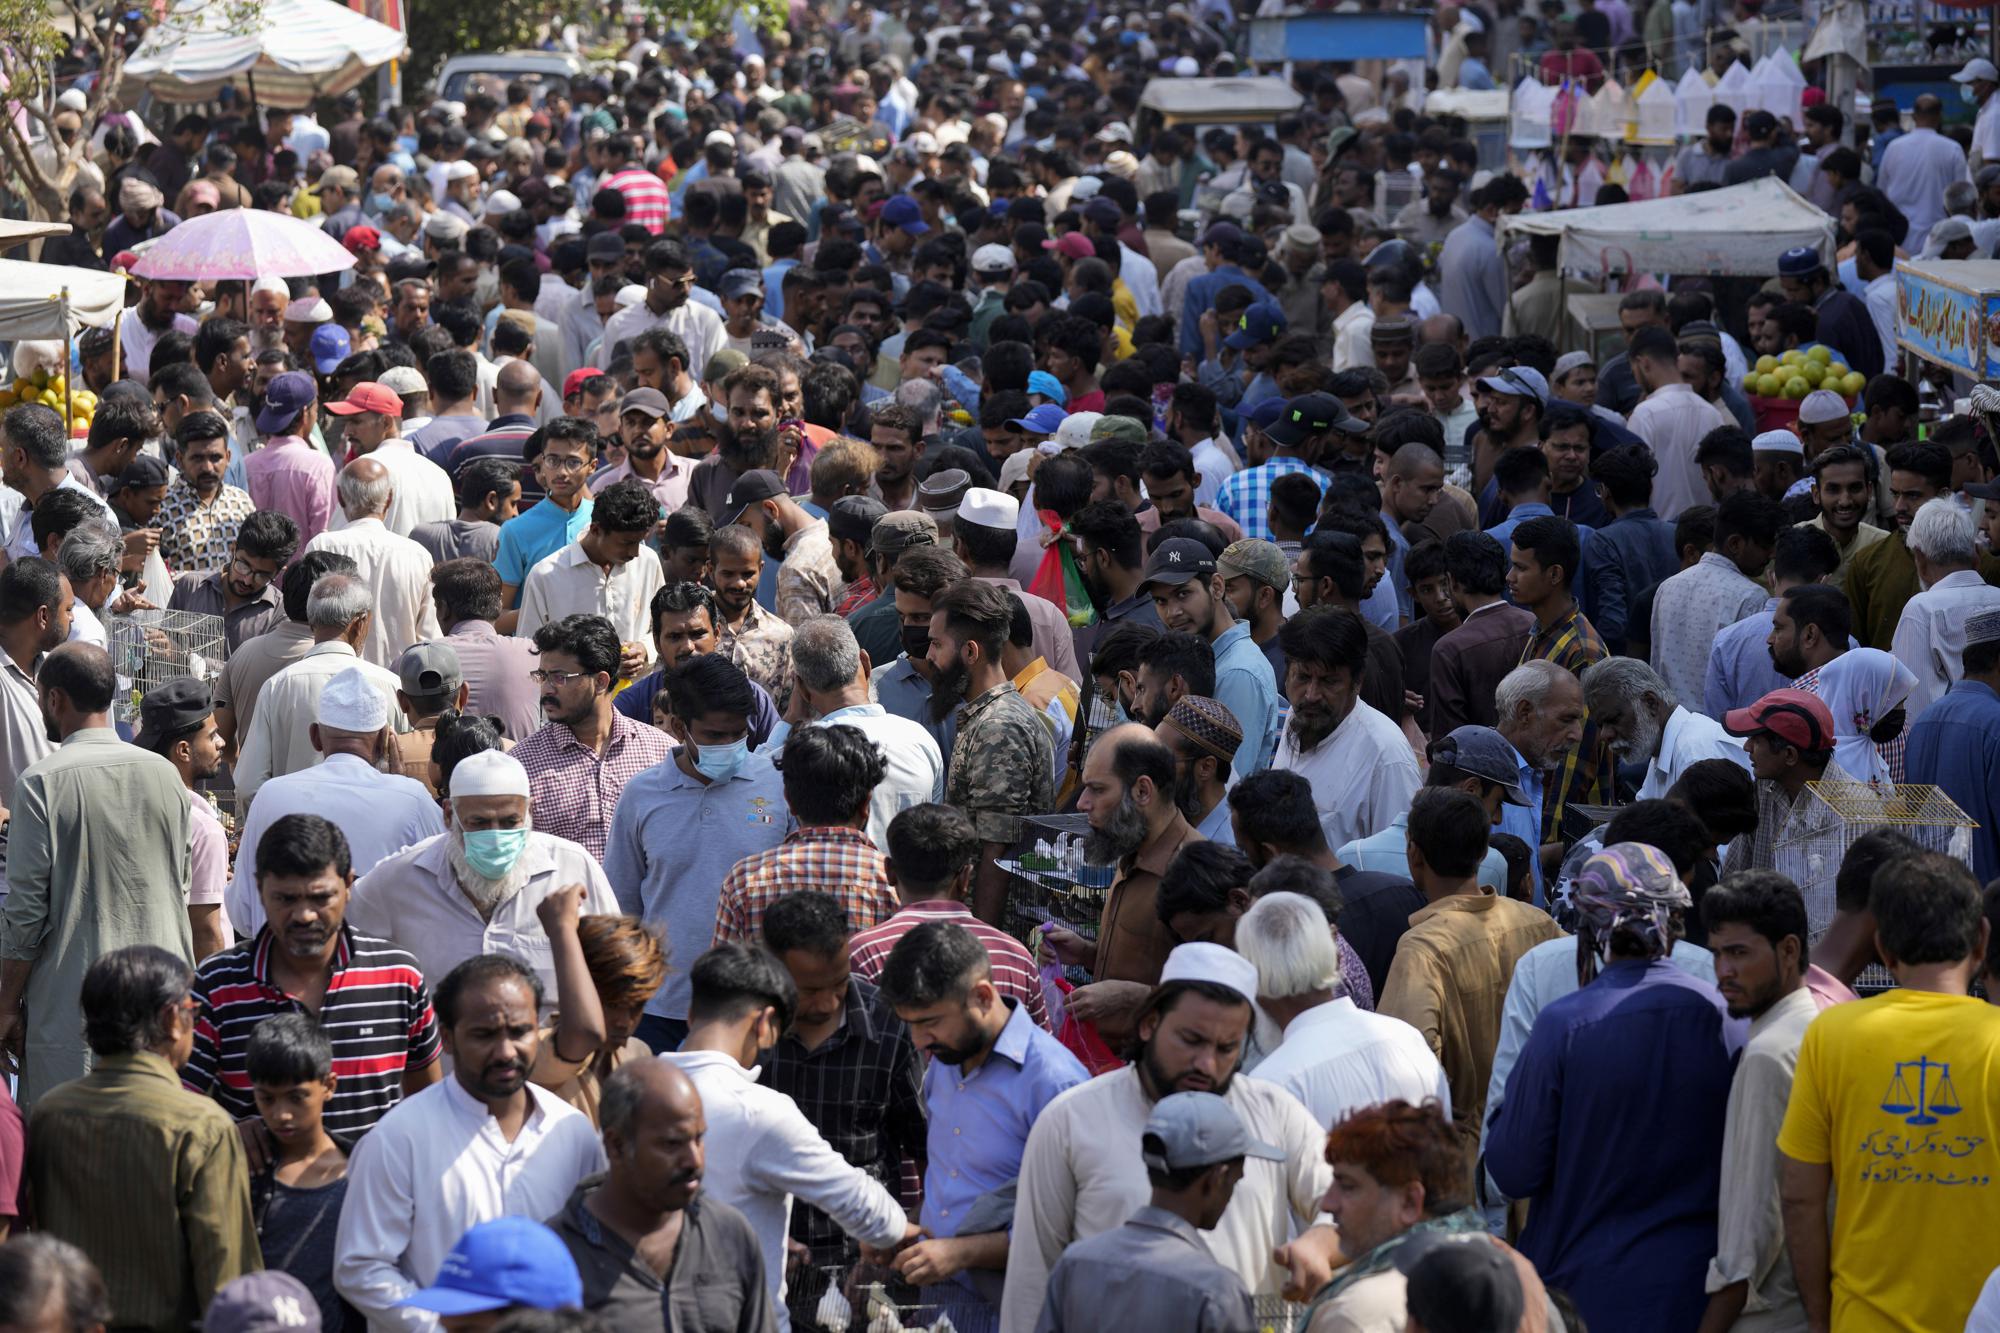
[107,608,227,727]
[1774,781,1978,945]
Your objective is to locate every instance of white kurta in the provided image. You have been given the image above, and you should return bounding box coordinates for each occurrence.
[1271,698,1423,852]
[304,517,443,668]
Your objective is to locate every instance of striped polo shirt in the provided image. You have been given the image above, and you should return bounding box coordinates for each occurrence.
[183,925,442,1139]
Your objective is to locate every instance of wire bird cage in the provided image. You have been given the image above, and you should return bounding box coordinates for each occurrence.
[804,1267,1302,1333]
[107,608,227,727]
[1775,781,1977,960]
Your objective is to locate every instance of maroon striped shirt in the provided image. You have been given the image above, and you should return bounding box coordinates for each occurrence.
[848,899,1051,1030]
[183,926,442,1138]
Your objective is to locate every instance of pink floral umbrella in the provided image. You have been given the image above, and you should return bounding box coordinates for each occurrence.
[128,208,356,281]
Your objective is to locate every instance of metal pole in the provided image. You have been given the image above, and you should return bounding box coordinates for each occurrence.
[59,290,71,433]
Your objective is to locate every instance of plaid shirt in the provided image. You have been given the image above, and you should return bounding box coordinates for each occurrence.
[1521,602,1608,840]
[1214,455,1323,542]
[850,899,1052,1029]
[756,974,926,1269]
[601,167,671,233]
[1794,665,1908,782]
[157,479,256,575]
[834,574,879,617]
[712,825,899,946]
[512,712,674,861]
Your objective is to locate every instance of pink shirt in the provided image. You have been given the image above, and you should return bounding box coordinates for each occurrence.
[245,435,336,550]
[1805,963,1858,1010]
[590,453,694,515]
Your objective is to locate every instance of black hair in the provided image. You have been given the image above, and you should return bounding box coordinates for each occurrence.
[1674,504,1718,559]
[1508,514,1580,588]
[1779,584,1853,649]
[1139,630,1216,698]
[1602,799,1714,881]
[781,722,884,826]
[1695,426,1754,479]
[1405,540,1448,586]
[686,941,796,1032]
[1886,440,1953,491]
[590,478,661,537]
[1406,786,1489,879]
[665,651,755,722]
[0,555,64,625]
[1492,446,1549,496]
[1443,530,1508,597]
[532,613,622,679]
[1225,769,1325,851]
[254,812,353,884]
[1277,604,1368,675]
[1834,829,1926,913]
[1873,851,1984,965]
[235,510,300,566]
[1714,490,1785,550]
[425,349,479,402]
[1701,870,1812,965]
[1770,524,1841,585]
[884,802,978,892]
[434,953,545,1028]
[80,945,192,1057]
[245,1011,334,1085]
[281,550,358,622]
[877,919,990,1009]
[31,488,104,549]
[1091,620,1161,680]
[761,890,850,958]
[1070,500,1143,570]
[1666,758,1760,841]
[663,505,715,551]
[1154,840,1257,922]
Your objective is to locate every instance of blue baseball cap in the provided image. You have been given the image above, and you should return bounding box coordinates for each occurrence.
[1245,396,1285,431]
[398,1219,583,1315]
[880,195,930,235]
[255,371,318,435]
[1007,403,1067,435]
[309,322,351,375]
[1224,300,1287,350]
[1476,365,1549,407]
[1026,369,1068,406]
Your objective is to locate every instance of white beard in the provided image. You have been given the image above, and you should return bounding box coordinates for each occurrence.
[447,825,533,913]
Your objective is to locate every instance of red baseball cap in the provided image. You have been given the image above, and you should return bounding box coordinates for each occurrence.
[342,225,382,254]
[324,382,403,418]
[1043,231,1095,260]
[1723,688,1835,753]
[563,367,608,400]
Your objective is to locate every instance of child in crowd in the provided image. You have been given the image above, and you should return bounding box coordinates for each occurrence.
[248,1013,356,1331]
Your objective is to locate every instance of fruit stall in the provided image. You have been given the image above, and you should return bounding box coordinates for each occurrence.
[0,259,125,438]
[1743,347,1867,432]
[1893,258,2000,382]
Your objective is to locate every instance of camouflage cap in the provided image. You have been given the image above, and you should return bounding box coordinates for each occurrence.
[1215,538,1290,590]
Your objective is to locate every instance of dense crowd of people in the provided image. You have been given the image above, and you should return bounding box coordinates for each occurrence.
[4,1,2000,1331]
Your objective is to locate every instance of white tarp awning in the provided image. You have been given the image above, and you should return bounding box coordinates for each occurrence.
[125,0,408,109]
[1497,176,1836,280]
[0,219,73,252]
[0,259,124,340]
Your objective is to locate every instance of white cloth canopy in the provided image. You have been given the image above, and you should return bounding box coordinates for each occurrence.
[1497,177,1835,281]
[0,260,124,341]
[125,0,407,108]
[0,220,73,253]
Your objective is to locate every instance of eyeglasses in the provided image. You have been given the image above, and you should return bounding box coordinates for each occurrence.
[538,453,593,472]
[230,554,275,584]
[529,668,594,685]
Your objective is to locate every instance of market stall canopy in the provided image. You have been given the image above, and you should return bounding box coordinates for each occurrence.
[128,208,355,281]
[0,260,124,340]
[124,0,408,108]
[0,219,73,253]
[1496,177,1835,282]
[1137,77,1303,127]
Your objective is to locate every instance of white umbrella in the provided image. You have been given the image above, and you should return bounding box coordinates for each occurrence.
[125,0,408,109]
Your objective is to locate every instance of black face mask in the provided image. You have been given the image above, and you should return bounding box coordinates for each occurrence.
[900,624,932,660]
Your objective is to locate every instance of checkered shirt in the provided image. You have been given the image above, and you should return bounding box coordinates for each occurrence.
[1214,455,1323,542]
[157,480,256,575]
[1521,602,1610,837]
[711,825,899,946]
[512,712,674,862]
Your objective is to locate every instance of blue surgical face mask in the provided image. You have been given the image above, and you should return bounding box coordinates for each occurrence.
[1965,84,1980,105]
[461,827,530,878]
[694,737,750,782]
[369,191,396,215]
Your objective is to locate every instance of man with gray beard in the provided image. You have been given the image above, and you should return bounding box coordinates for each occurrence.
[1583,655,1750,802]
[346,748,618,1016]
[1041,724,1200,1049]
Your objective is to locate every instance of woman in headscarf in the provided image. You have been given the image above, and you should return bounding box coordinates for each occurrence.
[1812,647,1916,786]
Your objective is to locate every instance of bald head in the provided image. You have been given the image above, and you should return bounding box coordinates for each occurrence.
[1389,441,1445,480]
[337,455,393,519]
[1915,94,1945,126]
[39,639,116,733]
[599,1058,707,1206]
[495,358,543,412]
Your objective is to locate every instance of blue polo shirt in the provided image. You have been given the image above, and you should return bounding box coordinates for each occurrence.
[495,496,594,591]
[1212,621,1279,777]
[603,751,789,1020]
[874,655,957,760]
[919,998,1088,1239]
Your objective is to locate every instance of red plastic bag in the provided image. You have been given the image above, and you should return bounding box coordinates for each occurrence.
[1043,968,1124,1075]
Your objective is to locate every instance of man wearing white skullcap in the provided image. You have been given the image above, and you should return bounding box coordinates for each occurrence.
[282,296,334,361]
[1750,429,1806,503]
[225,666,445,935]
[951,486,1083,681]
[346,746,618,1012]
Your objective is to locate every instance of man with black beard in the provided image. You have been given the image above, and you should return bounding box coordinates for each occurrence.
[1156,695,1243,845]
[1002,944,1340,1333]
[688,363,786,524]
[1043,725,1200,1048]
[116,273,196,382]
[876,920,1090,1318]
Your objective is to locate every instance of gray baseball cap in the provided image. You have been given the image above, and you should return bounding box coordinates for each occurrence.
[395,641,464,700]
[1427,725,1531,806]
[871,509,939,553]
[205,1272,324,1333]
[1141,1092,1285,1172]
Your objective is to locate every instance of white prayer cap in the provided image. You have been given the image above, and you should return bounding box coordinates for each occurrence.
[443,159,479,182]
[315,667,387,731]
[1797,389,1852,425]
[1752,429,1804,456]
[481,188,522,218]
[957,487,1020,532]
[284,296,332,323]
[1158,941,1260,1005]
[252,275,291,298]
[449,750,532,800]
[56,88,87,112]
[615,283,647,309]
